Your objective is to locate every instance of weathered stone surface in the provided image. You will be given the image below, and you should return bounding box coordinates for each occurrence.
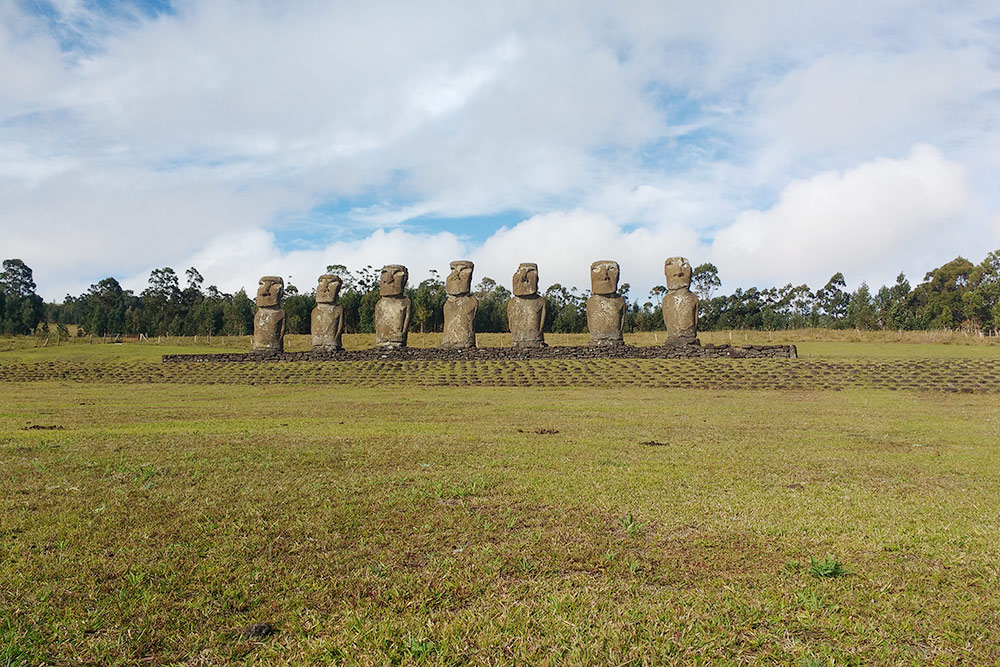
[508,263,546,347]
[662,257,699,346]
[312,303,344,350]
[315,273,341,305]
[442,261,477,349]
[586,260,625,346]
[375,265,411,349]
[256,276,283,308]
[253,276,285,352]
[312,274,344,351]
[379,264,407,297]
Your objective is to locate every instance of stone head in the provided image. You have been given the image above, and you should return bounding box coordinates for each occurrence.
[446,260,475,296]
[512,263,539,297]
[664,257,692,291]
[379,264,408,297]
[590,260,620,296]
[256,276,284,307]
[315,273,342,304]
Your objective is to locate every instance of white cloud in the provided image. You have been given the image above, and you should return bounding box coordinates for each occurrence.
[1,1,999,301]
[745,48,1000,181]
[115,210,704,303]
[711,144,977,290]
[470,210,703,300]
[127,226,467,296]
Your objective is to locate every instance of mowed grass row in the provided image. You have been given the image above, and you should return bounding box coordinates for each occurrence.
[3,356,1000,395]
[2,380,999,665]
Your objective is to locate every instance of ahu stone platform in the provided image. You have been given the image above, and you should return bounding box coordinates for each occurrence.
[162,343,797,363]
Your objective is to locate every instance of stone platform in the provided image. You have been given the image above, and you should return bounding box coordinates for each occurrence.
[162,343,797,363]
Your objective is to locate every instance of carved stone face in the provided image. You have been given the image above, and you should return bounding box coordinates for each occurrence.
[446,261,475,296]
[256,276,284,307]
[315,274,342,304]
[664,257,692,291]
[590,261,620,296]
[379,264,408,297]
[512,263,539,297]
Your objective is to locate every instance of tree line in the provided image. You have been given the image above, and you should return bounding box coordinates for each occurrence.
[4,249,999,338]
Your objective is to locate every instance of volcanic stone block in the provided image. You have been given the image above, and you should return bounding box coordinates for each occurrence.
[441,260,477,349]
[375,264,411,349]
[253,275,285,352]
[508,262,546,348]
[586,260,625,346]
[311,273,344,351]
[662,257,699,346]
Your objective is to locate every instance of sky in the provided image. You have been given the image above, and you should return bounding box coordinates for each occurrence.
[2,0,999,302]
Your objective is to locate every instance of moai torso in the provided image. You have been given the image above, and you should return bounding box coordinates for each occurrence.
[587,260,625,346]
[312,273,344,351]
[508,296,546,347]
[374,297,410,348]
[586,294,625,345]
[441,260,477,349]
[508,261,546,347]
[662,257,699,345]
[442,295,478,349]
[253,308,285,352]
[375,264,411,349]
[253,276,285,352]
[311,303,344,350]
[663,291,698,339]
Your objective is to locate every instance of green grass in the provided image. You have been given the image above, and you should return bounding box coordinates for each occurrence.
[1,339,999,664]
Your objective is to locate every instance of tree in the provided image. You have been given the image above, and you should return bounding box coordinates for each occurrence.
[846,282,876,330]
[223,289,254,335]
[911,257,975,329]
[412,274,446,333]
[874,273,913,330]
[963,249,1000,331]
[185,267,204,291]
[79,277,132,336]
[140,267,182,335]
[474,278,511,333]
[0,259,44,335]
[0,259,37,297]
[691,263,721,301]
[816,273,849,327]
[544,284,586,333]
[284,292,315,334]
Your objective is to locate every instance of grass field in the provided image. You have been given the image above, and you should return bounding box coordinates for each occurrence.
[2,335,999,665]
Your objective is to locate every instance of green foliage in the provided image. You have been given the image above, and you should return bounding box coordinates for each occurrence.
[20,248,1000,338]
[283,293,315,334]
[617,513,646,536]
[691,262,721,300]
[846,282,876,330]
[911,256,976,329]
[474,277,511,333]
[0,259,45,335]
[544,284,586,333]
[809,555,848,578]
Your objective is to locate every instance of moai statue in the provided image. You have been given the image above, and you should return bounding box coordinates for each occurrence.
[253,275,285,352]
[441,260,478,349]
[586,260,625,346]
[311,273,344,351]
[374,264,411,349]
[662,257,700,346]
[507,262,546,348]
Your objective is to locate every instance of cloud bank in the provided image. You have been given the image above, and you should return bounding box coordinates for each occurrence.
[1,0,998,299]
